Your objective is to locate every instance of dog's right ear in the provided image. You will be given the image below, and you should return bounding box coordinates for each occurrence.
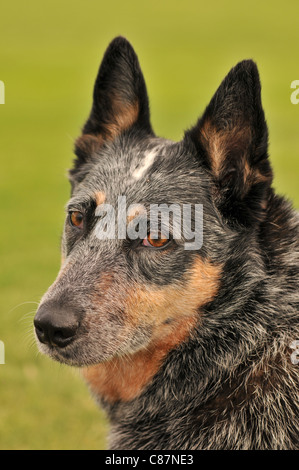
[71,37,153,179]
[185,60,272,227]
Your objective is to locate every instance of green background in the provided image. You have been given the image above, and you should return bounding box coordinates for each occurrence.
[0,0,298,450]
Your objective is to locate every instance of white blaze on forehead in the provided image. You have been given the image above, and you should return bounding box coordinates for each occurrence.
[132,148,158,180]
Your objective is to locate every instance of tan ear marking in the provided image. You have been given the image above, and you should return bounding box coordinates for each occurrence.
[104,97,139,140]
[200,119,227,177]
[75,134,104,157]
[75,99,139,155]
[200,119,252,179]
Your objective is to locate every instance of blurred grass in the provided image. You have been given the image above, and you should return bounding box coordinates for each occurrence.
[0,0,298,450]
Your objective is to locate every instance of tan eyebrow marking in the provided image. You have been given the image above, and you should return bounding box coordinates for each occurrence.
[95,191,106,206]
[126,204,147,224]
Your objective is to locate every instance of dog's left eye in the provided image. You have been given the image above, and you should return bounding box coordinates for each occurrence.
[69,211,84,229]
[142,232,170,248]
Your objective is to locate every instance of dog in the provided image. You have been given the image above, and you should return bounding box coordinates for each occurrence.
[34,37,299,450]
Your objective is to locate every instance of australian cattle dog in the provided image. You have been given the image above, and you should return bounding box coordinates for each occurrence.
[34,37,299,449]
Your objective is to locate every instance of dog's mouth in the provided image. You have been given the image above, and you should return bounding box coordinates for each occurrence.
[36,341,72,364]
[35,338,90,366]
[35,331,120,367]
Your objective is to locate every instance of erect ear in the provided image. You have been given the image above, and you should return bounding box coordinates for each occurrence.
[71,37,153,177]
[186,60,273,227]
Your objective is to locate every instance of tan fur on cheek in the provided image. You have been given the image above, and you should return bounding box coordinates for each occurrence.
[83,258,222,403]
[126,257,222,332]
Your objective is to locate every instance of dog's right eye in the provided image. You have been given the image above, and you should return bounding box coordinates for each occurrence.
[142,232,170,249]
[69,211,84,229]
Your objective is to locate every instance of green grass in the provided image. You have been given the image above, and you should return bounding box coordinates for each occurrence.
[1,0,299,450]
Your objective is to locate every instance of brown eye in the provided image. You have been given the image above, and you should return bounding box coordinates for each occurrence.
[69,211,84,229]
[142,232,169,248]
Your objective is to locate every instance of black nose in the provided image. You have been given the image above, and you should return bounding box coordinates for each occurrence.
[34,303,80,348]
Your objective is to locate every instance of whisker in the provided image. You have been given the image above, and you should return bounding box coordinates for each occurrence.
[7,301,40,316]
[19,310,38,324]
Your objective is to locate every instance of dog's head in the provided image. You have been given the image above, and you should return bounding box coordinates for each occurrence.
[34,37,272,369]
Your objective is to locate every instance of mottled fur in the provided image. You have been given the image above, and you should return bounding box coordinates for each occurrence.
[34,37,299,450]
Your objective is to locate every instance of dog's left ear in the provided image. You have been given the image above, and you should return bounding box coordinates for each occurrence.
[186,60,273,227]
[71,37,153,179]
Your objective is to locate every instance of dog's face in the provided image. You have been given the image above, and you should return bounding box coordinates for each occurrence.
[34,37,272,369]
